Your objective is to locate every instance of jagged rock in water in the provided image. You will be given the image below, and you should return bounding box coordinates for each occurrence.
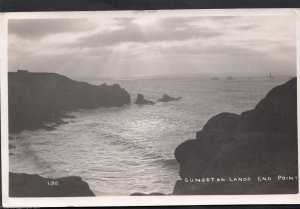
[9,172,95,197]
[157,94,182,102]
[8,71,131,133]
[134,93,155,105]
[174,78,298,195]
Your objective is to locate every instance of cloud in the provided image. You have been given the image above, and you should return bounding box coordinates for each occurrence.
[9,19,97,39]
[8,15,296,79]
[234,25,259,31]
[70,17,224,48]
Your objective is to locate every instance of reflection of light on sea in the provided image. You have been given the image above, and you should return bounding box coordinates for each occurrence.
[9,76,288,195]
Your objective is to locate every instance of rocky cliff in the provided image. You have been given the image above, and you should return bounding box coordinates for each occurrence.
[8,71,131,133]
[174,78,298,194]
[9,172,95,197]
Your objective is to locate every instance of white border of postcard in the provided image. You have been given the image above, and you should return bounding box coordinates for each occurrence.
[1,8,300,207]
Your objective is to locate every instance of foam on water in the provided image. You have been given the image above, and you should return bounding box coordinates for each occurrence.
[9,76,291,195]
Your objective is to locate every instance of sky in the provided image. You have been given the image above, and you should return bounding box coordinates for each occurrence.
[8,13,297,80]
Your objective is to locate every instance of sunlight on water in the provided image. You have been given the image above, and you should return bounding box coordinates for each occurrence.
[9,76,291,195]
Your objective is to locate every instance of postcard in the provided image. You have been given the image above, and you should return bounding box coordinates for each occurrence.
[1,9,300,207]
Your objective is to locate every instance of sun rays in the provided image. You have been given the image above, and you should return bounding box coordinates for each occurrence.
[8,14,296,79]
[96,16,172,79]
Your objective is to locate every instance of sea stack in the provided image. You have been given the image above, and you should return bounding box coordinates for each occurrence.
[174,78,298,195]
[135,93,155,105]
[157,94,182,102]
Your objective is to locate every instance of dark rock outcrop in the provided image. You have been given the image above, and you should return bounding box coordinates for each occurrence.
[134,93,155,105]
[8,71,131,133]
[174,78,298,195]
[238,77,297,133]
[196,112,240,141]
[157,94,182,102]
[9,172,95,197]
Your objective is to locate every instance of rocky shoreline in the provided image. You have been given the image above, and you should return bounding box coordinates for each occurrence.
[9,172,95,197]
[8,71,131,197]
[8,75,298,196]
[8,71,131,133]
[174,78,298,194]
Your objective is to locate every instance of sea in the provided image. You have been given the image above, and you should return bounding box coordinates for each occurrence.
[9,75,292,195]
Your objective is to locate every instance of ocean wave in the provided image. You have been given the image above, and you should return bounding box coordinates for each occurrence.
[154,158,179,169]
[107,136,178,169]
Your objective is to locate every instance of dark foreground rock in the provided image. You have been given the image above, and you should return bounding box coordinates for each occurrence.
[9,71,131,133]
[174,78,298,195]
[135,93,155,105]
[157,94,182,102]
[9,172,95,197]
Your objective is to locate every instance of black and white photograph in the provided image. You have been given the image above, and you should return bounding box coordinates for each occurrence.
[1,9,299,206]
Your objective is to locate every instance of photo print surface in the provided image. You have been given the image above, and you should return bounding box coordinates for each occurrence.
[7,12,298,197]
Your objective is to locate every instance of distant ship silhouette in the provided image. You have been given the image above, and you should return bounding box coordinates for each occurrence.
[269,72,274,79]
[226,76,233,80]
